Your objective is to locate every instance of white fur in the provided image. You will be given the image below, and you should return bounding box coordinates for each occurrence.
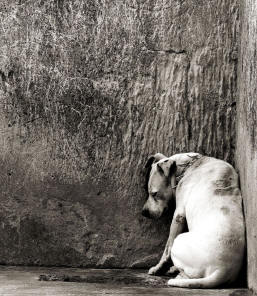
[148,153,245,288]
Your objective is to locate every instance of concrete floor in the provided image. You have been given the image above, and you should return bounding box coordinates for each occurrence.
[0,266,251,296]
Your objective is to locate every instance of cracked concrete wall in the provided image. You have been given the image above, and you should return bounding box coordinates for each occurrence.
[236,0,257,291]
[0,0,239,267]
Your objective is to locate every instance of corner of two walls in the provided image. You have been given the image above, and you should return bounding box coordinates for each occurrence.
[0,0,246,273]
[236,0,257,292]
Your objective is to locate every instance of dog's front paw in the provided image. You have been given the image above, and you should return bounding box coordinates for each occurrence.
[148,265,162,276]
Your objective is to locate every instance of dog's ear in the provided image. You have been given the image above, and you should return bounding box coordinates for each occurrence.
[144,153,166,193]
[145,153,166,168]
[168,160,177,177]
[157,163,165,176]
[167,160,177,188]
[157,159,177,182]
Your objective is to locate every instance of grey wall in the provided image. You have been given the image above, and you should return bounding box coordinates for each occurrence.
[0,0,239,267]
[237,0,257,291]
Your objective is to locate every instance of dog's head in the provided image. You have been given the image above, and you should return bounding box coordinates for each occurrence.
[142,153,177,219]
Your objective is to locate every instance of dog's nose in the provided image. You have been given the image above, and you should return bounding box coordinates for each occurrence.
[141,208,150,218]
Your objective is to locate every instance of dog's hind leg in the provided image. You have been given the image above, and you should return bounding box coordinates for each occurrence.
[167,269,226,288]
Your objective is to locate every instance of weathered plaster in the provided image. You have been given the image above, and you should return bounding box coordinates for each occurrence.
[0,0,239,267]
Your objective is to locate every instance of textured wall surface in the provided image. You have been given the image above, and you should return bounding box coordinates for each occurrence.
[236,0,257,291]
[0,0,239,267]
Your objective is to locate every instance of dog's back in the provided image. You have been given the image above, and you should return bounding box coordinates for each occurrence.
[169,156,245,288]
[179,156,243,232]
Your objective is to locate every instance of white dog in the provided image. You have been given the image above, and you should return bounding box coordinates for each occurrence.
[142,152,245,288]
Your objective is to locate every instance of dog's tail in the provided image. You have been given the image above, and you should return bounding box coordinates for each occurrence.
[167,270,226,289]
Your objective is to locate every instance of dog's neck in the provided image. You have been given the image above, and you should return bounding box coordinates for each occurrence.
[172,154,202,188]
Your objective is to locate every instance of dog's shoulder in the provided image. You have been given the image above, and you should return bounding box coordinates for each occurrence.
[179,155,239,187]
